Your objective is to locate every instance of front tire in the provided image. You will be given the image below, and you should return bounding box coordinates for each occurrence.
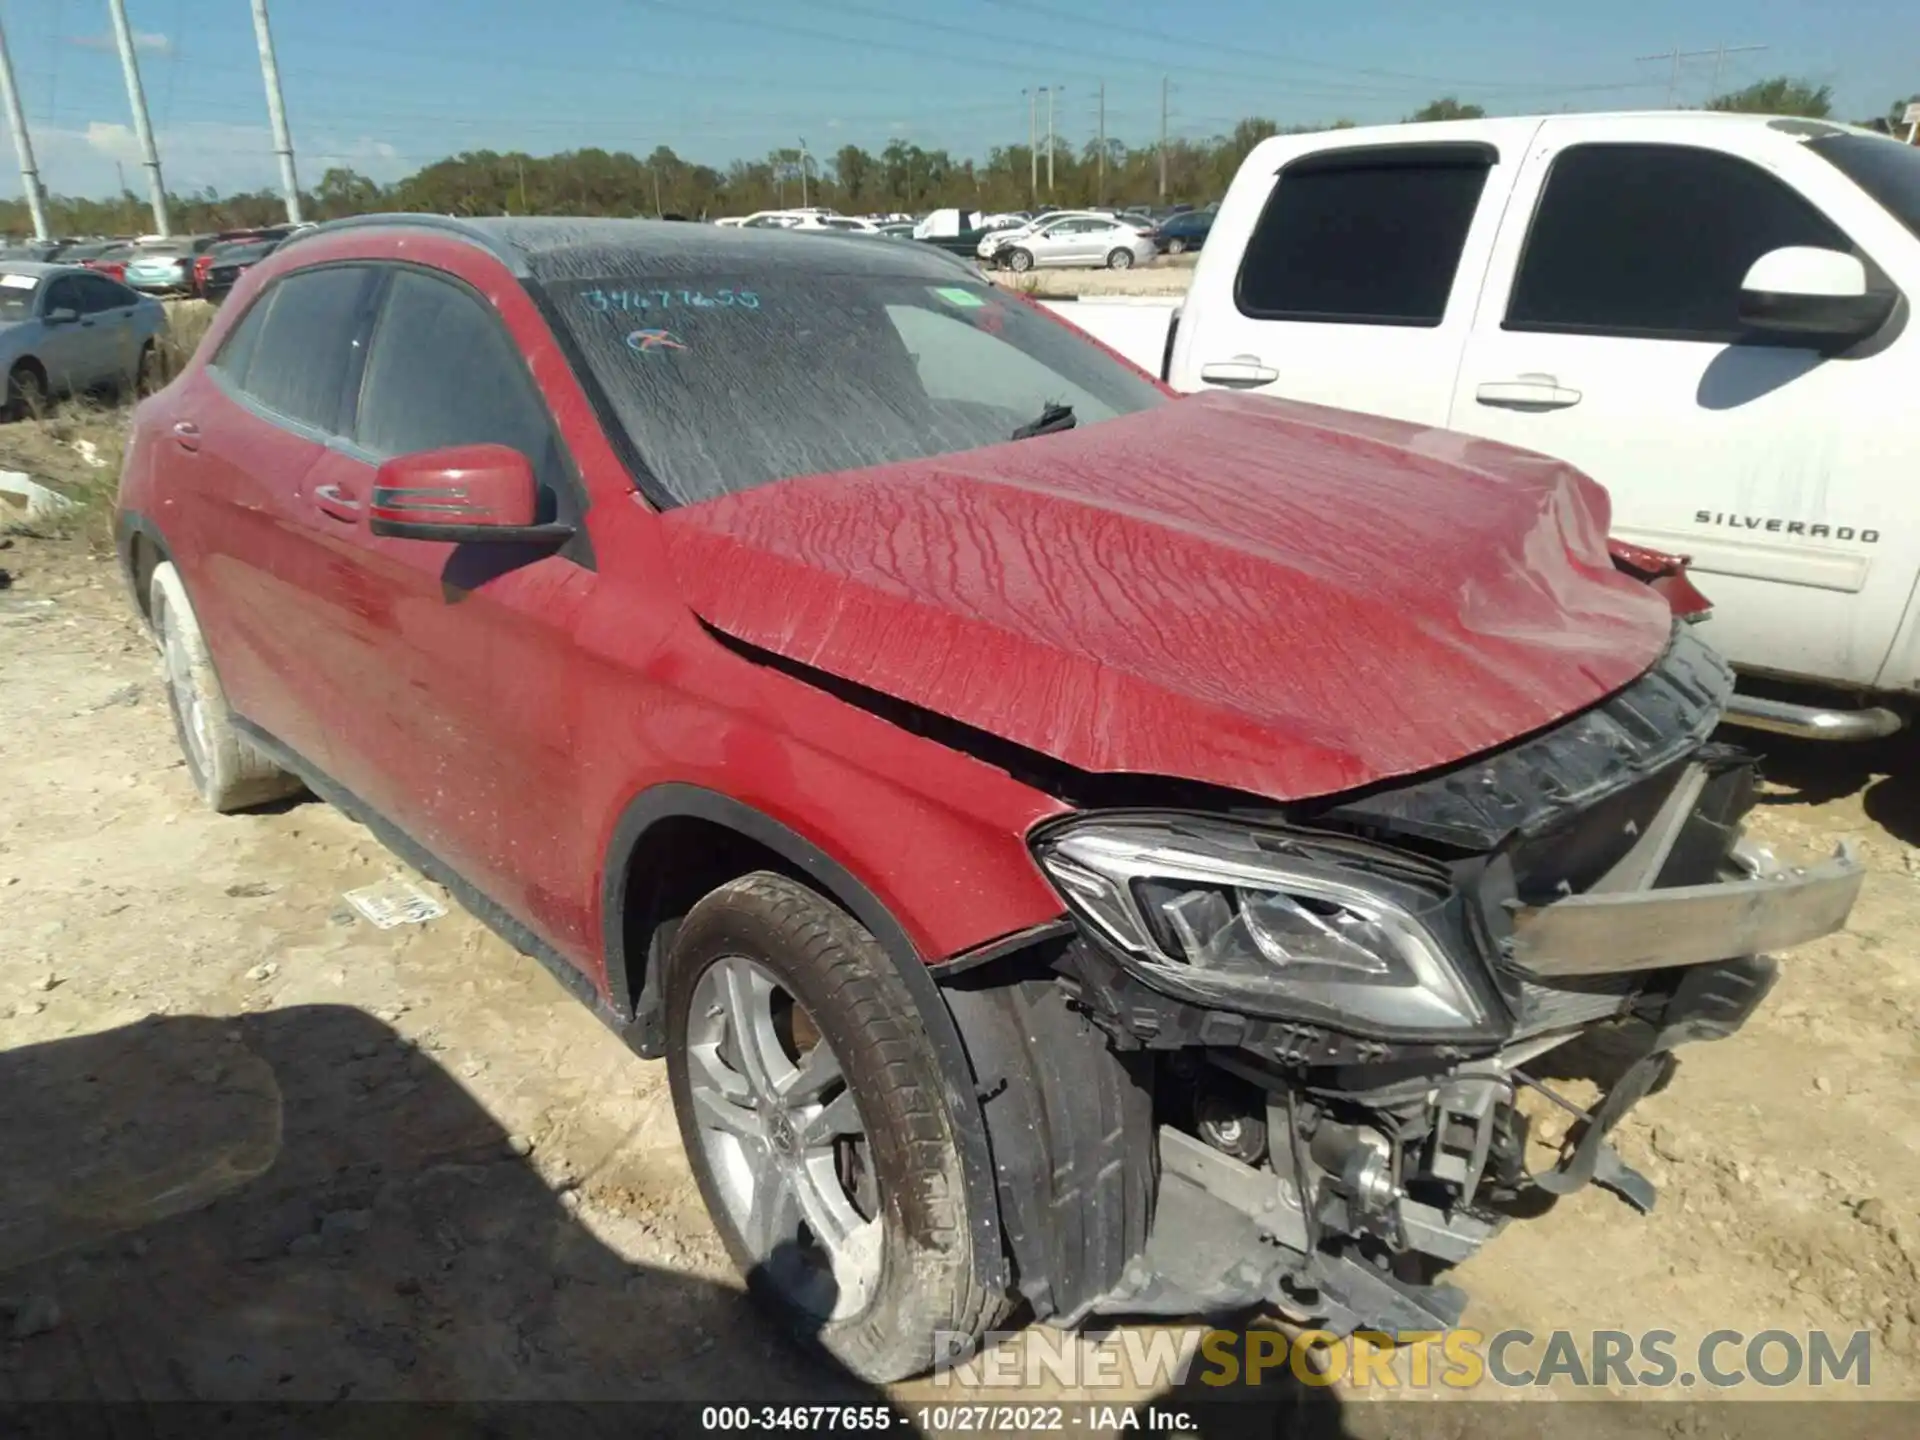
[1106,247,1135,270]
[665,873,1002,1382]
[149,562,302,813]
[1164,237,1187,256]
[1006,247,1034,273]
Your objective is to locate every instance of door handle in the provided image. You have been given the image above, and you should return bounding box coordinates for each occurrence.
[312,483,362,522]
[1198,356,1280,389]
[170,420,200,453]
[1475,375,1583,410]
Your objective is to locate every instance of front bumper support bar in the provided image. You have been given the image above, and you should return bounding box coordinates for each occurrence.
[1509,843,1863,977]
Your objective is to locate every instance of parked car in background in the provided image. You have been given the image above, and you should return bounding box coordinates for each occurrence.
[201,237,285,303]
[115,212,1859,1384]
[125,237,225,295]
[1045,112,1920,740]
[981,211,1158,271]
[83,242,137,283]
[0,261,166,417]
[192,227,297,295]
[1151,208,1213,255]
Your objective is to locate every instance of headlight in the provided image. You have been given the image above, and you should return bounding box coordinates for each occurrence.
[1032,816,1490,1036]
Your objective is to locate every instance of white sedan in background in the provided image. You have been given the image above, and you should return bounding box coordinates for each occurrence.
[980,213,1158,272]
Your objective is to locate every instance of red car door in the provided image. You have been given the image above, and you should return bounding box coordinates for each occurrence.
[150,266,378,772]
[290,264,598,953]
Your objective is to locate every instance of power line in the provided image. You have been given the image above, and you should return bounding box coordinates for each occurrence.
[962,0,1660,95]
[1635,43,1768,106]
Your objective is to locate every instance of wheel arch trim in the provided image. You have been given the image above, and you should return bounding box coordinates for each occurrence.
[599,780,1008,1294]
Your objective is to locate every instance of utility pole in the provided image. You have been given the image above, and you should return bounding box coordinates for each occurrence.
[107,0,168,235]
[1024,88,1037,204]
[515,156,527,214]
[1158,76,1169,203]
[250,0,302,223]
[1045,85,1061,195]
[798,137,809,208]
[0,12,49,242]
[1096,80,1106,205]
[1636,43,1767,107]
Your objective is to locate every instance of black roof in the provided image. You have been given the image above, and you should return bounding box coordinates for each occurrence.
[280,213,977,284]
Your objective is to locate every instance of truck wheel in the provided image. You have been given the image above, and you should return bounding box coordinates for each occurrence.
[148,562,303,813]
[1106,247,1135,270]
[1165,237,1187,256]
[1006,247,1033,273]
[665,873,1002,1382]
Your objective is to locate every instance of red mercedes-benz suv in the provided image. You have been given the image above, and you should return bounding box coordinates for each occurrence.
[114,215,1859,1381]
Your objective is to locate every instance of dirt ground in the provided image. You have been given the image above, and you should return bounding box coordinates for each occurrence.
[2,421,1917,1434]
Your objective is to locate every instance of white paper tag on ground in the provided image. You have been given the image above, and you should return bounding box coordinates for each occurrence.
[343,877,447,929]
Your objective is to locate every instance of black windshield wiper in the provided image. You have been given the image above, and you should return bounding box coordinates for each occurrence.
[1010,402,1077,441]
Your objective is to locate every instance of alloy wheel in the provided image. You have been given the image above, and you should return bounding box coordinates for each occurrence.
[685,955,882,1320]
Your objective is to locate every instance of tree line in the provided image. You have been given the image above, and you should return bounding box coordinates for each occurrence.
[4,76,1912,239]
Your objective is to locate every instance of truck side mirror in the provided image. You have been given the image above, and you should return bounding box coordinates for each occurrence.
[1739,246,1895,344]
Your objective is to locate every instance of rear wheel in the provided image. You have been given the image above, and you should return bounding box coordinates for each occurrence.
[1165,237,1187,256]
[665,873,1002,1382]
[1006,247,1034,273]
[1106,247,1135,270]
[133,340,162,397]
[5,361,46,421]
[149,562,302,813]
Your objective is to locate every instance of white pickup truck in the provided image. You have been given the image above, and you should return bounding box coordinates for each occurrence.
[1043,111,1920,740]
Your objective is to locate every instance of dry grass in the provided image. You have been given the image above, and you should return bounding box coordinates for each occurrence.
[159,298,216,381]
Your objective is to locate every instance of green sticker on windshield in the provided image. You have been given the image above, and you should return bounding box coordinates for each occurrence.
[931,286,983,308]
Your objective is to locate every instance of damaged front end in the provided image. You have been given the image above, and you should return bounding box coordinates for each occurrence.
[960,626,1862,1336]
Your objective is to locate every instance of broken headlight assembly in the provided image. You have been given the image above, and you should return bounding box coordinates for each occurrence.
[1032,815,1495,1038]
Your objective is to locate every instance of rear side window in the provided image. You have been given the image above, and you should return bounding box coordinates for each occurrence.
[238,266,372,431]
[42,276,82,315]
[1506,144,1853,340]
[211,291,274,391]
[1235,145,1494,325]
[354,268,565,498]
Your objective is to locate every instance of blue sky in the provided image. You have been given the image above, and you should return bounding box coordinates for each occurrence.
[1,0,1914,200]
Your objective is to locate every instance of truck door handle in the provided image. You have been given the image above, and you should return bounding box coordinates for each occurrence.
[312,483,362,523]
[170,420,200,452]
[1475,376,1583,410]
[1198,356,1279,389]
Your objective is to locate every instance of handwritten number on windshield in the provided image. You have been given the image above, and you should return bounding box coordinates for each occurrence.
[582,288,759,314]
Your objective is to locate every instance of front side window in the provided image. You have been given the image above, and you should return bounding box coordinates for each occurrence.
[41,276,82,317]
[355,268,565,500]
[1235,145,1494,325]
[543,273,1166,506]
[231,266,372,431]
[1806,132,1920,244]
[1506,143,1854,340]
[77,274,135,312]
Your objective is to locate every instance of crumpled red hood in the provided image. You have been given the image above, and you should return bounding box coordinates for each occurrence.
[660,391,1672,802]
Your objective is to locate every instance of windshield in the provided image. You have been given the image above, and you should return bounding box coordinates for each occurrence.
[545,272,1166,505]
[0,274,38,321]
[1807,134,1920,243]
